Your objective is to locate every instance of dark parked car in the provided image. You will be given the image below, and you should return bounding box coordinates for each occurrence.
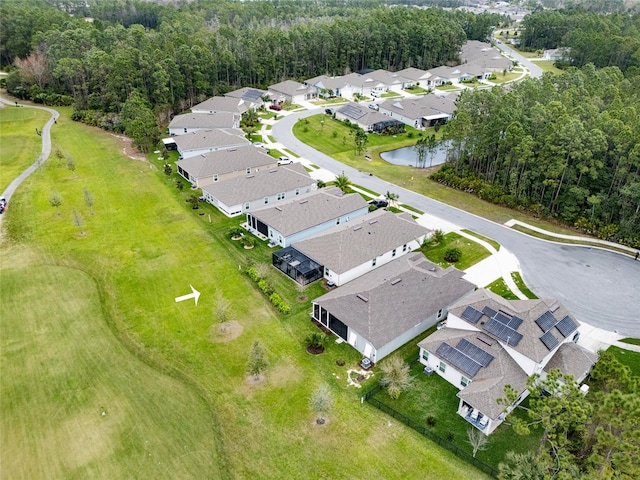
[369,198,388,208]
[269,104,282,111]
[325,108,335,115]
[0,196,6,214]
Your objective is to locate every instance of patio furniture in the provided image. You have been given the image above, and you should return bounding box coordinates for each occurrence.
[479,416,489,429]
[470,409,479,421]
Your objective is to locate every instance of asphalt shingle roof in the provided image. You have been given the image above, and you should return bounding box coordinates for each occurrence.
[172,129,249,153]
[315,253,474,349]
[201,162,315,206]
[292,210,427,274]
[168,112,238,130]
[249,187,368,237]
[176,146,276,179]
[379,94,457,120]
[191,96,248,114]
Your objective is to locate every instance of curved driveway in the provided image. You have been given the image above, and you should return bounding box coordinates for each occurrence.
[273,110,640,337]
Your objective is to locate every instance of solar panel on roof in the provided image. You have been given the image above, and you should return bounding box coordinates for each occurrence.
[482,306,496,318]
[540,330,560,350]
[339,104,367,120]
[461,306,483,324]
[244,89,263,101]
[509,316,524,330]
[435,343,482,378]
[484,318,523,346]
[535,311,557,332]
[456,339,494,367]
[494,311,512,325]
[555,316,578,337]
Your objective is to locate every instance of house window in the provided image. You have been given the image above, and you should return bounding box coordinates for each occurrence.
[246,167,251,174]
[372,258,377,267]
[277,192,285,201]
[403,244,407,252]
[461,376,469,387]
[324,267,329,276]
[336,218,340,225]
[295,188,300,196]
[245,203,250,210]
[213,174,218,182]
[437,309,444,319]
[183,128,187,133]
[421,350,429,362]
[392,248,396,257]
[264,197,269,204]
[439,361,446,373]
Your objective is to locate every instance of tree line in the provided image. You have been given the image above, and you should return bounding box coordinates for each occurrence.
[519,9,640,73]
[434,64,640,246]
[0,0,504,151]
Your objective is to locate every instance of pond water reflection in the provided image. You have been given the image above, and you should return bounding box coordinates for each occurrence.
[380,141,451,168]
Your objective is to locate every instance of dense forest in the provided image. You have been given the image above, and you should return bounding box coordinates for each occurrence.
[520,9,640,73]
[435,64,640,245]
[0,0,502,118]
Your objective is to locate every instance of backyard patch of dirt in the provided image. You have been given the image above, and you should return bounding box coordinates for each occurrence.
[245,374,265,385]
[109,133,147,162]
[208,321,243,343]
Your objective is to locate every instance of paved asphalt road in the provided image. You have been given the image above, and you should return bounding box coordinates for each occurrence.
[494,40,544,79]
[273,110,640,337]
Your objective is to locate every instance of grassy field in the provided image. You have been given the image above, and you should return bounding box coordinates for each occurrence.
[0,105,51,194]
[607,346,640,378]
[532,60,564,75]
[0,105,489,478]
[422,232,491,270]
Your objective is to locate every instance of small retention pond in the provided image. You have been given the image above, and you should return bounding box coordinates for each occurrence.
[380,141,451,168]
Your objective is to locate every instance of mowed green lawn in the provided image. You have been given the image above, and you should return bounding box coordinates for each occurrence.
[0,105,51,194]
[0,106,489,478]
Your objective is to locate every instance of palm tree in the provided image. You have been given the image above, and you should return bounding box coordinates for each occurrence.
[334,173,350,193]
[305,332,328,353]
[384,191,399,208]
[380,356,411,400]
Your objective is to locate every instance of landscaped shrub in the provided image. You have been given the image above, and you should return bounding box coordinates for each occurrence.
[244,266,290,314]
[258,279,274,296]
[426,415,436,427]
[444,247,462,263]
[269,292,290,314]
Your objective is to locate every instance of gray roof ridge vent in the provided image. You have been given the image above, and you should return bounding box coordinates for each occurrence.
[246,174,255,178]
[299,200,308,204]
[353,226,363,231]
[356,293,369,302]
[269,169,278,173]
[390,278,402,285]
[549,303,560,313]
[429,267,437,272]
[275,206,282,211]
[369,219,378,225]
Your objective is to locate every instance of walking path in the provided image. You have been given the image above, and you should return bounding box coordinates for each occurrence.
[0,96,59,232]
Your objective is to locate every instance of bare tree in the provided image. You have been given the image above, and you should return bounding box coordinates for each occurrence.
[215,292,231,333]
[83,187,94,215]
[467,428,489,458]
[380,356,411,400]
[254,262,271,279]
[67,157,76,177]
[247,340,268,381]
[309,384,333,424]
[72,209,84,235]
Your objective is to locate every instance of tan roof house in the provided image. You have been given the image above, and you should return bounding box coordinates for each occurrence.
[191,96,249,115]
[170,128,249,159]
[168,112,240,135]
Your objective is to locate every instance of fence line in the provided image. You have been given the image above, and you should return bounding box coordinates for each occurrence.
[363,384,498,478]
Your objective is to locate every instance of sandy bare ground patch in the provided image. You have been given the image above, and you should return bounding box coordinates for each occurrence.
[208,320,243,343]
[109,133,147,162]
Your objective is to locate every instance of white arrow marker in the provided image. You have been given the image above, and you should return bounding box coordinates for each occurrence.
[175,285,201,306]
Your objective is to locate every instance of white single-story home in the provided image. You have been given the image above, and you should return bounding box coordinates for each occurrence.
[312,252,475,363]
[224,87,267,109]
[166,128,249,159]
[168,112,240,136]
[378,93,457,129]
[200,162,317,217]
[191,96,249,115]
[460,40,514,73]
[176,145,277,188]
[291,209,428,286]
[417,289,597,435]
[268,80,317,104]
[335,102,404,133]
[396,67,434,88]
[248,186,369,247]
[305,75,358,99]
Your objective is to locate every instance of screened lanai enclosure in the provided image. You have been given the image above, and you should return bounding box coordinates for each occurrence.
[272,246,324,286]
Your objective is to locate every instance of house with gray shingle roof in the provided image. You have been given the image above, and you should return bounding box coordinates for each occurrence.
[396,67,434,88]
[224,87,267,109]
[311,252,474,362]
[366,69,411,92]
[201,162,316,217]
[168,112,240,136]
[417,289,596,434]
[378,93,457,129]
[170,128,249,159]
[335,102,404,133]
[268,80,317,104]
[175,145,277,188]
[461,40,513,73]
[291,209,428,286]
[247,187,369,247]
[305,75,358,99]
[191,96,249,115]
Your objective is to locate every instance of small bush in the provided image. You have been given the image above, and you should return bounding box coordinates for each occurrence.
[426,415,436,427]
[444,247,462,263]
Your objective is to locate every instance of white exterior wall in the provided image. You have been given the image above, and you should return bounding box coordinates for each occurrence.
[204,183,316,218]
[267,207,369,247]
[378,107,420,129]
[323,237,423,286]
[419,348,470,389]
[375,312,441,362]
